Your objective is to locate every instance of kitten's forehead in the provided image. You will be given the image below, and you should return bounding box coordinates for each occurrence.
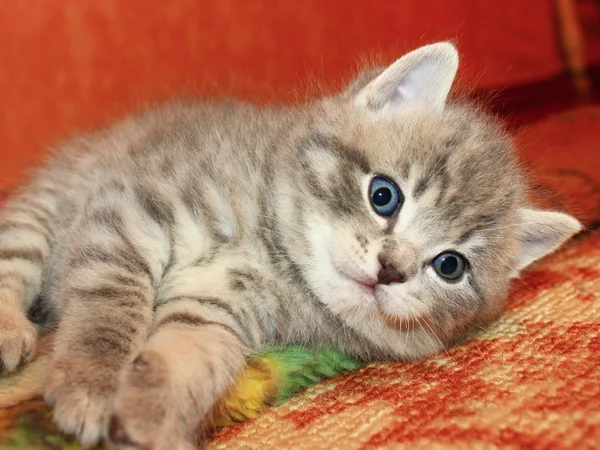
[303,99,525,261]
[319,100,523,232]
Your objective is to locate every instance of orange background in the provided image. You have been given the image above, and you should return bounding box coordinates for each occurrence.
[0,0,572,191]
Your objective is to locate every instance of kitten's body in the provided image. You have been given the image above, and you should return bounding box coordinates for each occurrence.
[0,44,580,449]
[33,102,381,355]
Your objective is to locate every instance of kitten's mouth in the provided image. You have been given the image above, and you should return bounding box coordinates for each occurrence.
[334,265,444,337]
[339,271,377,296]
[331,259,378,296]
[354,278,377,295]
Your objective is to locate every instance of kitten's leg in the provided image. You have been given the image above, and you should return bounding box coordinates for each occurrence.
[43,190,168,446]
[107,297,253,450]
[0,185,58,373]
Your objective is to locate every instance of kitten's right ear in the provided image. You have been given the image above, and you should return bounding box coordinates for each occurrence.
[354,42,459,114]
[514,208,582,272]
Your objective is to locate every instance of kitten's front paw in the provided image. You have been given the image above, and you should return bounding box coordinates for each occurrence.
[0,308,37,374]
[43,354,119,447]
[106,351,198,450]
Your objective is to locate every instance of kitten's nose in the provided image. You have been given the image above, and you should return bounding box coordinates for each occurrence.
[377,255,407,285]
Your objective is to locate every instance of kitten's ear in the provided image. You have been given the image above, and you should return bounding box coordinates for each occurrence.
[354,42,459,114]
[515,208,582,271]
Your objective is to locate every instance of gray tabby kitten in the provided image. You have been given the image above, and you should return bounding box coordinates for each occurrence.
[0,43,581,449]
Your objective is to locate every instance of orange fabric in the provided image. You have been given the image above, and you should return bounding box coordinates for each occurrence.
[0,0,562,191]
[518,106,600,225]
[577,0,600,66]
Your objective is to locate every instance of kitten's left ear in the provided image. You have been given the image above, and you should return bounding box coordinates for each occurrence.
[515,208,582,272]
[355,42,459,114]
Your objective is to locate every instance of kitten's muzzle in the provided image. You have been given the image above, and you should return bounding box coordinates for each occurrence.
[377,255,407,285]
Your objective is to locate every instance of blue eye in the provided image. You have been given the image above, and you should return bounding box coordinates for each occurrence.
[432,252,467,281]
[369,176,403,217]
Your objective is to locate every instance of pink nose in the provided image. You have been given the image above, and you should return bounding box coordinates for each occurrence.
[377,255,407,285]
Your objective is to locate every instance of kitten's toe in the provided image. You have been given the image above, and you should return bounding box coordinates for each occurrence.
[43,354,119,446]
[107,351,196,450]
[0,308,37,374]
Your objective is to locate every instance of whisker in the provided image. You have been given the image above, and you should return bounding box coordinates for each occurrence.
[421,317,449,357]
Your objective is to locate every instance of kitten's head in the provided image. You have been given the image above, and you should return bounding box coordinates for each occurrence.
[279,43,581,359]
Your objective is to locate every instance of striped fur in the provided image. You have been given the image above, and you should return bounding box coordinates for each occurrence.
[0,43,580,449]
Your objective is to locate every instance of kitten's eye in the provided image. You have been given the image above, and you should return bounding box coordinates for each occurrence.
[369,176,403,217]
[432,252,466,281]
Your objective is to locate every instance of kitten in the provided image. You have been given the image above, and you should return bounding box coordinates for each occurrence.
[0,43,581,449]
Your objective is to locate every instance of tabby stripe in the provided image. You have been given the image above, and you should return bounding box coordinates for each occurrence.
[81,326,133,357]
[68,245,153,283]
[192,248,218,268]
[11,206,55,236]
[29,201,56,222]
[113,233,154,281]
[246,297,265,332]
[0,248,44,265]
[170,296,252,343]
[133,184,175,228]
[0,221,49,237]
[86,207,124,228]
[413,175,431,200]
[302,132,370,173]
[156,312,246,344]
[103,271,148,288]
[257,191,305,330]
[433,170,451,207]
[456,227,477,245]
[180,181,229,244]
[228,269,260,285]
[228,269,282,341]
[467,277,485,304]
[123,309,147,324]
[71,284,148,305]
[456,214,499,245]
